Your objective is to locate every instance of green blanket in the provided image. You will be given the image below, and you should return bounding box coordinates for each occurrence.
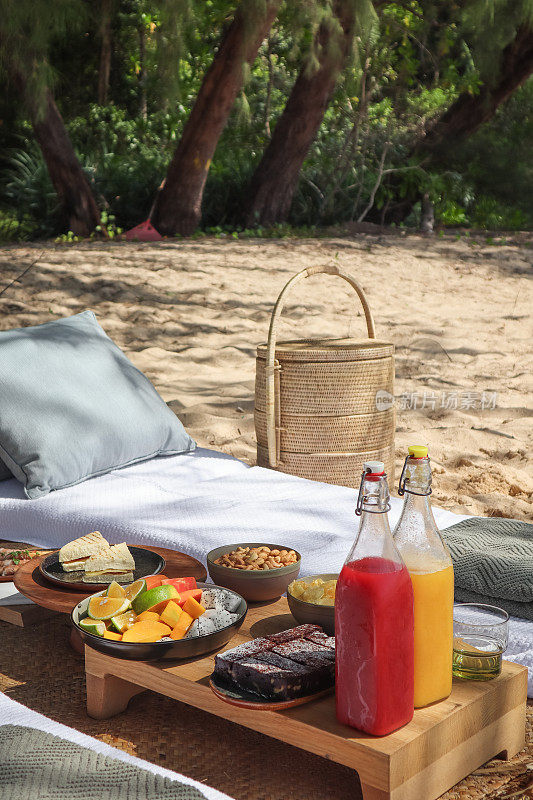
[442,516,533,621]
[0,726,208,800]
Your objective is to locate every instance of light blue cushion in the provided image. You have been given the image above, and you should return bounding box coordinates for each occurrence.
[0,311,195,498]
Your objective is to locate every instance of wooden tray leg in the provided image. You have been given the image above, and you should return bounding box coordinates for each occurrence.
[86,670,146,719]
[494,714,526,761]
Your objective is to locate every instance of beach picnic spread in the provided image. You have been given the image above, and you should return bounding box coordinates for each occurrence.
[1,446,531,799]
[0,305,530,800]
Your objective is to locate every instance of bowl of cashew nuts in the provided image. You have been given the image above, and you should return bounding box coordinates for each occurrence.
[207,543,301,602]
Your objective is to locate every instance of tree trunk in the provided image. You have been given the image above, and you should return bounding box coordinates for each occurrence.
[421,25,533,152]
[151,0,282,237]
[389,24,533,223]
[138,25,147,120]
[244,1,357,228]
[98,0,113,105]
[264,35,274,138]
[31,91,101,236]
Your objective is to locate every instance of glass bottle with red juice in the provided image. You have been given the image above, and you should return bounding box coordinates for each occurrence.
[335,461,415,735]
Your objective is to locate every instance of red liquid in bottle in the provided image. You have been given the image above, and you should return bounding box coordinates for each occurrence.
[335,556,414,735]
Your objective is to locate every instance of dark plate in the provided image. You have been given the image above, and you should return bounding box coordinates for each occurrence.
[209,673,334,711]
[40,546,165,591]
[71,583,247,661]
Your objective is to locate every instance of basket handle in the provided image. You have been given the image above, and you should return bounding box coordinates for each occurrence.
[265,265,376,467]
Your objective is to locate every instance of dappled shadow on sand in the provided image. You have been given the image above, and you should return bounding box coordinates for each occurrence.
[0,237,531,518]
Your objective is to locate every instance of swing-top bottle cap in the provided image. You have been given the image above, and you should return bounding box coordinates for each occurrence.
[408,445,428,459]
[363,460,385,475]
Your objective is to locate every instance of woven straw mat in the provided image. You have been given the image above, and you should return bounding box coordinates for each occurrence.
[1,616,531,800]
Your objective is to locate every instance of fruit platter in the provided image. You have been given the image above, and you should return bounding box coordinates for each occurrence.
[72,574,247,661]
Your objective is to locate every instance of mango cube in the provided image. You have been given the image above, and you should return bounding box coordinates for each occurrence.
[182,596,206,620]
[160,600,183,629]
[136,610,160,623]
[169,611,194,640]
[103,630,122,641]
[122,621,171,642]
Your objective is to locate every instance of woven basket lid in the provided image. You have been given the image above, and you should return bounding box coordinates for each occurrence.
[256,337,394,363]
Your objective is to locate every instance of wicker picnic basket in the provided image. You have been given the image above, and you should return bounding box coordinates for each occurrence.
[255,265,395,488]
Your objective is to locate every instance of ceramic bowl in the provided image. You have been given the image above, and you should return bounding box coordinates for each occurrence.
[286,573,338,636]
[206,543,301,602]
[71,582,247,661]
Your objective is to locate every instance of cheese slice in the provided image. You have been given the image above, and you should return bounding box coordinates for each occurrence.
[62,558,90,572]
[85,570,131,577]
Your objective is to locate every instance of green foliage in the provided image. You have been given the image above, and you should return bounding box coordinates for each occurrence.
[55,230,82,243]
[0,0,86,113]
[0,0,532,238]
[0,211,37,241]
[2,145,60,238]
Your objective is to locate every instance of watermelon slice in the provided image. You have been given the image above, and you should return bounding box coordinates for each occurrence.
[144,575,168,590]
[161,577,197,593]
[176,588,203,607]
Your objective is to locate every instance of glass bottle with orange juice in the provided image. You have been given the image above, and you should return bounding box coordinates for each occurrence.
[393,446,454,708]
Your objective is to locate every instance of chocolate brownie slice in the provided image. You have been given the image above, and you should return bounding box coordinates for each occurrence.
[266,624,321,644]
[272,639,335,678]
[254,652,327,696]
[305,631,335,650]
[229,658,307,700]
[214,637,274,682]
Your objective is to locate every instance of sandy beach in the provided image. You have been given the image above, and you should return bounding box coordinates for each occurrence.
[0,233,531,519]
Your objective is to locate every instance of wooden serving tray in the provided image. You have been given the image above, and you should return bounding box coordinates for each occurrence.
[84,597,528,800]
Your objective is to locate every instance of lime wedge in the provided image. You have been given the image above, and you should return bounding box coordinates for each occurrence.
[106,581,126,599]
[79,618,106,636]
[110,610,138,633]
[124,578,147,604]
[132,584,178,615]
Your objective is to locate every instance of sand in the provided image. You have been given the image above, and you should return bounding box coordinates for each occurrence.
[0,233,531,520]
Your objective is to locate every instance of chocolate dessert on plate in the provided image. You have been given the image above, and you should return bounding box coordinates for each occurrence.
[213,624,335,701]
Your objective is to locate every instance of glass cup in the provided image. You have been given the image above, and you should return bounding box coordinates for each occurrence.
[452,603,509,681]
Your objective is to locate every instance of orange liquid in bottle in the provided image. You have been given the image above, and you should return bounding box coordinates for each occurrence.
[409,562,454,707]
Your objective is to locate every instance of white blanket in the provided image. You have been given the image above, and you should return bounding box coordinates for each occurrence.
[0,448,531,694]
[0,693,233,800]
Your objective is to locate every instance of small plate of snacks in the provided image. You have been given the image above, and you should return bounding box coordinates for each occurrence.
[72,574,247,661]
[40,532,165,590]
[0,547,52,581]
[287,574,338,635]
[210,623,335,710]
[207,543,301,602]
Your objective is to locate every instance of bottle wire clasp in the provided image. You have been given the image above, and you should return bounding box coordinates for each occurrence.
[398,456,432,497]
[355,467,391,515]
[355,467,371,516]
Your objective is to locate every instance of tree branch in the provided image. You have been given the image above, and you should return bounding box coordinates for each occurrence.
[357,141,389,222]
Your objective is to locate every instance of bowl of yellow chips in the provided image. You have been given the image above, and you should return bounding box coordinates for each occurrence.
[287,573,338,635]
